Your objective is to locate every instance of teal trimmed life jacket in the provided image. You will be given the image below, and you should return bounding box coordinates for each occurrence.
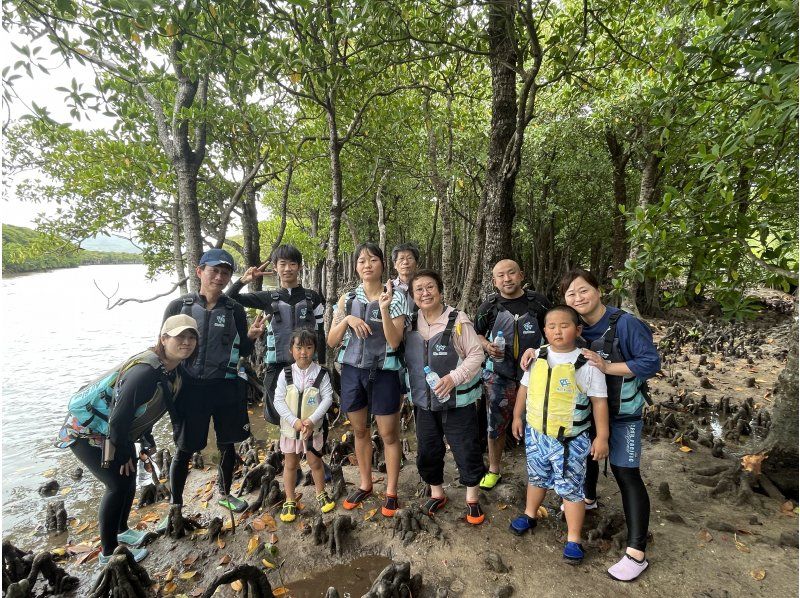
[588,311,653,419]
[66,350,180,437]
[180,294,240,380]
[484,290,547,381]
[404,308,482,411]
[336,291,403,371]
[264,289,317,364]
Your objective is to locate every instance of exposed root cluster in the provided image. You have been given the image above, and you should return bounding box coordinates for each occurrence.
[45,500,67,533]
[393,505,442,546]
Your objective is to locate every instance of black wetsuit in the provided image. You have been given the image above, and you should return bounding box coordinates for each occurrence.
[69,364,173,556]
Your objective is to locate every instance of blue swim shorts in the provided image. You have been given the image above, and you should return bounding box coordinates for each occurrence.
[524,426,591,502]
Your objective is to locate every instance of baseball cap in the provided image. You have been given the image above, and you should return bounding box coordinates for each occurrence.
[199,248,235,270]
[161,314,199,337]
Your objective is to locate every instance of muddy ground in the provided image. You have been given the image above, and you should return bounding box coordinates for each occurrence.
[6,301,799,598]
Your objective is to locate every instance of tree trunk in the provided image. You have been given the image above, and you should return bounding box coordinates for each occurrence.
[605,128,632,275]
[375,169,389,258]
[175,161,204,292]
[324,105,344,336]
[169,198,188,294]
[624,151,662,315]
[760,308,799,499]
[458,194,488,313]
[480,0,520,295]
[241,182,263,291]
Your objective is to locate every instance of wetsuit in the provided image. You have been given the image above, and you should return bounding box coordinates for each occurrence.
[582,306,660,552]
[68,363,177,556]
[163,294,254,503]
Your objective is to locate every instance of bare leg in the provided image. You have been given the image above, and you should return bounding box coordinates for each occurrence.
[348,408,373,491]
[307,452,325,494]
[465,486,480,502]
[563,500,585,543]
[525,485,546,518]
[487,436,505,474]
[375,412,401,496]
[282,453,299,501]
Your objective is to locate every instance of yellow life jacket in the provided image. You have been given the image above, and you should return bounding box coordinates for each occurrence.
[526,346,591,439]
[279,366,329,439]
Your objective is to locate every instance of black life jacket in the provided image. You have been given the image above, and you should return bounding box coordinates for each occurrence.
[264,288,317,364]
[180,294,240,380]
[485,290,548,380]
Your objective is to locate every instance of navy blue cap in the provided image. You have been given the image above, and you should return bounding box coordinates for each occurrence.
[199,248,235,270]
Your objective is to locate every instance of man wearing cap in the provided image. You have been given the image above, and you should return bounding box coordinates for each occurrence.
[162,248,264,516]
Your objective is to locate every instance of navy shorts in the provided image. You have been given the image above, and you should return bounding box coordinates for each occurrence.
[608,417,643,468]
[340,364,402,416]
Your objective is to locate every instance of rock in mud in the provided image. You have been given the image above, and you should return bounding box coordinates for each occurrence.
[38,480,59,497]
[657,482,672,501]
[71,467,83,481]
[494,585,514,598]
[496,480,526,506]
[705,520,736,533]
[699,377,715,389]
[484,551,509,573]
[779,531,799,548]
[749,515,762,526]
[664,513,686,525]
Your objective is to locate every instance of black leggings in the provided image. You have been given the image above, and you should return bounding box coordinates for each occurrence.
[170,443,237,504]
[70,439,137,556]
[585,459,650,551]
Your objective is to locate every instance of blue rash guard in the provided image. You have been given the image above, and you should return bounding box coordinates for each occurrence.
[581,306,660,380]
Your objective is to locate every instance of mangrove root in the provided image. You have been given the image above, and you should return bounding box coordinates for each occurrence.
[191,452,204,469]
[165,504,199,539]
[311,515,328,545]
[393,504,442,546]
[37,480,59,497]
[329,462,346,501]
[200,565,272,598]
[207,517,224,543]
[45,501,67,533]
[362,562,422,598]
[88,546,151,598]
[327,515,354,556]
[2,542,33,589]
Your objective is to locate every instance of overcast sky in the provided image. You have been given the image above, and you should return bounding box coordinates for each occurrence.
[3,31,114,227]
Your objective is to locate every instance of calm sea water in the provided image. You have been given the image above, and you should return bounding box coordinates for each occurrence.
[1,265,181,542]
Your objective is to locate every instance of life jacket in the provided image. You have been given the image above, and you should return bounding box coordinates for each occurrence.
[485,290,547,380]
[265,288,317,364]
[404,308,483,411]
[525,346,591,440]
[588,310,653,419]
[180,294,240,380]
[279,366,329,440]
[66,350,181,438]
[336,290,403,371]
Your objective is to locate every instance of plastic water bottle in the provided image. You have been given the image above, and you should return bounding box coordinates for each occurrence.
[423,366,448,403]
[493,331,506,362]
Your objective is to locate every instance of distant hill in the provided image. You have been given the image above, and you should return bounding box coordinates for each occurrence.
[80,234,141,254]
[2,224,142,274]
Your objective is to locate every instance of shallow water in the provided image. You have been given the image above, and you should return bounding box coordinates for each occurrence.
[1,265,183,545]
[286,555,394,597]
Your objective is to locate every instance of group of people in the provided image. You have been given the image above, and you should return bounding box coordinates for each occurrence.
[58,241,660,582]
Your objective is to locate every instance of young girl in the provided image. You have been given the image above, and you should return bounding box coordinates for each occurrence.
[327,242,410,517]
[274,329,336,522]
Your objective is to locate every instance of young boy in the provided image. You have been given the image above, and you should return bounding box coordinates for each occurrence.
[509,305,609,565]
[274,329,336,522]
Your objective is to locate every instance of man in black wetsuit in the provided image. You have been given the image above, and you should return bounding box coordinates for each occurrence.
[226,244,325,425]
[162,249,263,515]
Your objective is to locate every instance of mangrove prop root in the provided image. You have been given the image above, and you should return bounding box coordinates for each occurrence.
[329,463,346,501]
[38,480,59,497]
[45,500,68,533]
[2,542,33,588]
[248,469,278,513]
[237,463,270,497]
[393,505,442,546]
[311,515,328,546]
[362,562,421,598]
[165,504,199,539]
[200,565,273,598]
[371,432,385,471]
[325,588,340,598]
[241,448,259,468]
[26,551,79,594]
[4,579,31,598]
[191,452,204,469]
[207,517,224,543]
[327,515,354,556]
[691,463,760,505]
[153,449,172,478]
[88,546,152,598]
[266,451,284,472]
[138,484,157,508]
[585,511,626,546]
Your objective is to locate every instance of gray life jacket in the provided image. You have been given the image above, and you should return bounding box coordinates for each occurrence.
[336,292,402,371]
[405,309,483,411]
[485,290,547,380]
[589,310,653,419]
[264,288,317,364]
[115,353,182,441]
[180,294,240,380]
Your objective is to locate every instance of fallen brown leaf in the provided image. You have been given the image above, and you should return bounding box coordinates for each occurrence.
[741,454,767,476]
[217,538,225,549]
[679,446,693,453]
[231,580,243,591]
[364,508,378,521]
[750,569,766,581]
[246,535,260,555]
[179,570,197,580]
[273,588,289,596]
[75,546,101,565]
[261,558,275,569]
[270,533,278,544]
[164,567,174,582]
[163,581,178,594]
[498,503,508,511]
[189,587,205,597]
[251,519,266,531]
[780,500,795,514]
[734,534,750,553]
[697,529,713,543]
[182,554,199,568]
[66,542,94,554]
[219,555,231,565]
